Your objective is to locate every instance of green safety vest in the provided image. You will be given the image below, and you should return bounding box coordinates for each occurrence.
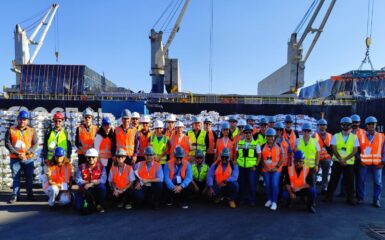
[192,163,209,182]
[150,135,168,164]
[333,132,356,165]
[256,133,266,146]
[47,129,68,160]
[237,140,259,168]
[297,137,317,168]
[188,130,207,156]
[231,128,239,139]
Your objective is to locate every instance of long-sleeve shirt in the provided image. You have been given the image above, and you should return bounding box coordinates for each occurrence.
[207,162,239,187]
[5,126,39,157]
[164,162,193,190]
[41,128,72,159]
[75,166,107,186]
[111,125,140,157]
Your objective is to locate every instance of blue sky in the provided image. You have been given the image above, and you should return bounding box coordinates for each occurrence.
[0,0,384,95]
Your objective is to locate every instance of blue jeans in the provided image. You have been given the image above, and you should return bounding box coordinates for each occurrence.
[133,182,163,207]
[10,158,34,197]
[358,165,383,202]
[263,171,281,203]
[238,167,257,204]
[213,181,239,201]
[319,160,332,190]
[282,187,316,207]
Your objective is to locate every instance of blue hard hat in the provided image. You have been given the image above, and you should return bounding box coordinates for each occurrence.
[203,117,212,123]
[285,115,294,123]
[259,118,268,125]
[273,122,284,129]
[268,116,276,123]
[18,110,29,119]
[243,125,253,132]
[293,150,305,161]
[351,114,361,122]
[174,146,185,158]
[365,116,377,124]
[265,128,276,136]
[302,123,312,131]
[192,116,202,123]
[144,146,155,155]
[121,109,131,118]
[221,147,230,157]
[228,116,238,122]
[340,117,352,124]
[54,147,65,157]
[246,115,255,121]
[102,117,111,125]
[221,122,230,130]
[195,149,205,158]
[317,119,328,125]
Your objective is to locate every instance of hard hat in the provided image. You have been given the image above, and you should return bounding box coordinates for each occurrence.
[221,147,230,157]
[317,119,328,125]
[351,114,361,122]
[246,115,255,121]
[293,150,305,161]
[85,148,99,157]
[302,123,312,131]
[153,120,164,129]
[121,109,131,119]
[131,112,140,119]
[53,112,64,120]
[340,117,352,124]
[18,110,29,119]
[259,118,268,125]
[268,116,276,123]
[166,114,176,122]
[175,121,184,128]
[174,146,185,158]
[191,116,202,123]
[203,117,212,123]
[285,115,293,123]
[140,115,151,123]
[221,122,230,130]
[238,119,247,127]
[195,149,204,158]
[243,125,253,132]
[365,116,378,124]
[265,128,276,136]
[116,149,127,156]
[54,147,65,157]
[228,116,238,122]
[102,117,111,125]
[144,146,155,155]
[273,122,284,129]
[82,108,93,117]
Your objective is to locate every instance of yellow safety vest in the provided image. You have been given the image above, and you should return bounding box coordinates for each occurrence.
[237,140,259,168]
[333,132,356,165]
[297,137,317,168]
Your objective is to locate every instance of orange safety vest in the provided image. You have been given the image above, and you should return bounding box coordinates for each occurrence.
[359,132,384,166]
[110,164,133,190]
[252,127,260,135]
[313,132,332,161]
[137,161,160,180]
[79,162,103,182]
[261,144,282,173]
[206,130,216,154]
[164,128,174,139]
[9,126,34,158]
[288,165,309,190]
[354,128,365,140]
[215,137,234,160]
[99,135,112,159]
[283,129,296,151]
[78,125,97,154]
[115,126,137,156]
[167,160,188,180]
[49,163,72,184]
[169,134,190,160]
[138,130,152,157]
[214,162,232,184]
[277,139,290,166]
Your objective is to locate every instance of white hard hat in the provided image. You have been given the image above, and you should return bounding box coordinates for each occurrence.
[153,120,164,129]
[166,114,176,122]
[238,119,247,127]
[140,115,151,123]
[131,112,140,119]
[175,121,185,128]
[85,148,99,157]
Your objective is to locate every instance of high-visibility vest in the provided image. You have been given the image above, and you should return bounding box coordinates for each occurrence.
[283,129,296,150]
[353,128,365,140]
[188,130,207,156]
[215,137,233,160]
[110,164,132,190]
[47,129,68,160]
[237,140,258,168]
[261,144,282,173]
[9,126,35,158]
[169,134,190,160]
[49,163,72,185]
[313,132,332,161]
[192,164,209,182]
[214,161,232,184]
[137,161,160,180]
[150,135,168,164]
[359,132,384,166]
[138,130,153,157]
[288,165,309,191]
[297,137,317,168]
[276,138,290,166]
[164,128,174,139]
[78,125,97,155]
[252,127,259,135]
[255,133,266,146]
[206,130,216,154]
[115,126,137,156]
[98,135,112,159]
[79,162,103,182]
[231,128,239,139]
[167,160,188,180]
[234,133,245,146]
[333,132,357,165]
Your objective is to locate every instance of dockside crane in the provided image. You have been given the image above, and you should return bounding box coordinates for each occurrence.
[258,0,336,96]
[150,0,190,93]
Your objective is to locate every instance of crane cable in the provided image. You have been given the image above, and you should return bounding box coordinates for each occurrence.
[294,0,319,34]
[359,0,375,70]
[209,0,214,93]
[54,10,60,62]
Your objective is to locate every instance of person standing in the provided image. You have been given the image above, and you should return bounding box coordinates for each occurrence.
[254,118,268,146]
[164,114,177,139]
[75,108,97,165]
[167,121,191,161]
[94,117,114,174]
[149,120,168,166]
[216,122,234,161]
[283,115,299,151]
[203,117,217,166]
[187,116,207,158]
[137,115,153,162]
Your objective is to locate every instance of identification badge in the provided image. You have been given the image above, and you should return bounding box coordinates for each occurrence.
[100,158,108,167]
[176,176,182,184]
[61,183,68,191]
[15,140,25,150]
[266,157,272,164]
[340,147,346,156]
[364,147,372,155]
[145,182,152,187]
[49,141,56,150]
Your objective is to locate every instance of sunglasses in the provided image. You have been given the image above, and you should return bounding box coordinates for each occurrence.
[275,128,283,131]
[85,116,92,119]
[221,156,229,159]
[367,123,375,126]
[285,121,293,123]
[245,132,252,134]
[303,130,311,132]
[175,157,183,160]
[117,156,126,158]
[196,157,203,159]
[132,118,139,121]
[87,157,97,160]
[142,123,149,125]
[54,120,62,123]
[318,124,326,126]
[146,154,154,157]
[260,124,267,126]
[341,124,351,127]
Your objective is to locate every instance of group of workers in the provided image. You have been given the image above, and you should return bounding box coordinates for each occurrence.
[5,108,385,215]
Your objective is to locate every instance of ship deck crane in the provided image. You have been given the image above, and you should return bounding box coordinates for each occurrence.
[150,0,190,93]
[258,0,336,96]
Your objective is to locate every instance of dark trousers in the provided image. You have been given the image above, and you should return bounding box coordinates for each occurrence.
[75,184,107,212]
[327,163,355,201]
[205,153,215,166]
[212,182,239,201]
[166,184,191,205]
[78,154,87,165]
[113,188,133,205]
[282,187,316,208]
[124,156,134,165]
[133,182,163,208]
[238,167,257,204]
